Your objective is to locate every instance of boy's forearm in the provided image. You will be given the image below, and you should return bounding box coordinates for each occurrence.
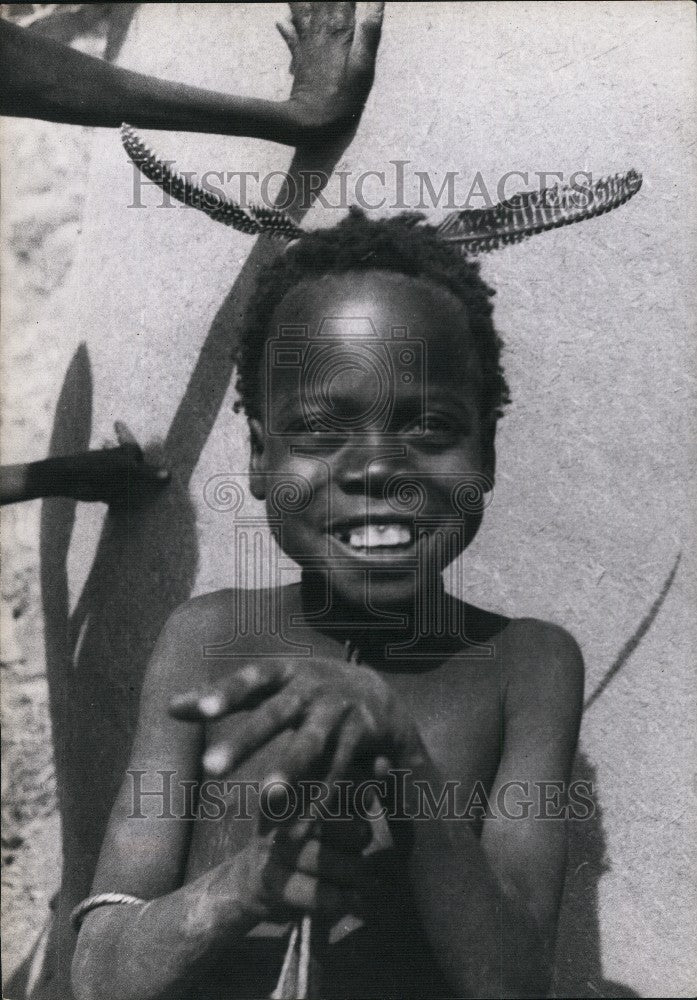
[402,757,553,998]
[0,19,304,142]
[72,861,259,1000]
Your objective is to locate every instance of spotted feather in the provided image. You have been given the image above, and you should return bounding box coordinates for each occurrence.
[120,124,303,239]
[435,169,642,253]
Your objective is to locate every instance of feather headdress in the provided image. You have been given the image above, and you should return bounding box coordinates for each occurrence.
[435,170,642,253]
[121,124,303,239]
[121,123,641,253]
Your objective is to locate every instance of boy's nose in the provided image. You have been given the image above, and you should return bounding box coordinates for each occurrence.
[336,436,405,495]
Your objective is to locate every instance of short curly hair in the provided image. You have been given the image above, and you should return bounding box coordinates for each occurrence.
[234,208,510,422]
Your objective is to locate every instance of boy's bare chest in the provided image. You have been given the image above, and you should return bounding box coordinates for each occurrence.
[384,654,504,790]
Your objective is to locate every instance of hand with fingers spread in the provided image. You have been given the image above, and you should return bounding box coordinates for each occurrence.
[170,656,423,792]
[277,1,385,146]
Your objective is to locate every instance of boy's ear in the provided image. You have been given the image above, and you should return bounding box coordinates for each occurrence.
[248,417,267,500]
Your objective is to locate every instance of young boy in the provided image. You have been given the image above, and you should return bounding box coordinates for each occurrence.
[71,6,583,999]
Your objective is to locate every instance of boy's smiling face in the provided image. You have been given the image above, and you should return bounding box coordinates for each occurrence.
[249,270,495,611]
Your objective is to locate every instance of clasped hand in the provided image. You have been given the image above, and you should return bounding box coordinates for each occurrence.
[170,655,420,791]
[170,655,413,925]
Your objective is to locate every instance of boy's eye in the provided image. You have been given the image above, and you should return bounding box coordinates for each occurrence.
[404,413,463,441]
[423,415,451,433]
[283,419,348,448]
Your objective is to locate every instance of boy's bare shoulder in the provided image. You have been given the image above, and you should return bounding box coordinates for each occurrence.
[497,615,585,720]
[454,601,584,682]
[446,604,583,713]
[500,614,584,663]
[151,588,258,677]
[162,586,280,639]
[155,586,289,670]
[163,588,241,634]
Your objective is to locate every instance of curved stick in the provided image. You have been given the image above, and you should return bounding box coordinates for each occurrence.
[584,551,681,711]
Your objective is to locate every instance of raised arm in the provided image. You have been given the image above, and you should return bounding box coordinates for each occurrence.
[0,4,383,145]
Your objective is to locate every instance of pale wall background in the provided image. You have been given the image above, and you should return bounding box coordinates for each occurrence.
[2,3,696,997]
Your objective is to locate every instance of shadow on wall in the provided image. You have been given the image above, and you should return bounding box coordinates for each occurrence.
[14,340,199,1000]
[553,752,640,999]
[9,225,260,999]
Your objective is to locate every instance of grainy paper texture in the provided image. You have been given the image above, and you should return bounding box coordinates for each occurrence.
[1,2,695,997]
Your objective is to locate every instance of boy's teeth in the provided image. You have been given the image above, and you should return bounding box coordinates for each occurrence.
[346,524,411,548]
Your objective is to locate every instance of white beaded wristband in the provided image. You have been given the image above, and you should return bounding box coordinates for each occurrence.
[70,891,146,931]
